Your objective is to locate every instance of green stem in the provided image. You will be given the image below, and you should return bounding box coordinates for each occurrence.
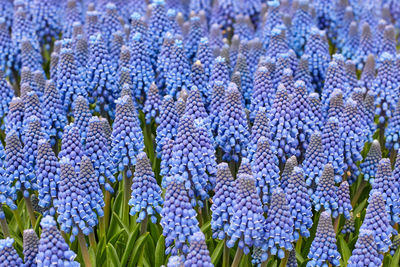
[279,250,290,267]
[0,217,10,237]
[11,210,24,233]
[104,190,112,231]
[89,232,97,250]
[140,216,148,235]
[232,248,243,267]
[145,123,154,162]
[351,180,366,206]
[197,207,203,228]
[24,195,37,227]
[123,170,130,226]
[296,236,302,252]
[334,216,340,234]
[77,231,92,267]
[99,216,105,240]
[223,239,230,267]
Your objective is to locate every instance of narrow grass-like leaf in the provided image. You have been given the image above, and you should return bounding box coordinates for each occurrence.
[211,239,224,265]
[107,243,121,267]
[391,246,400,267]
[129,232,149,266]
[338,235,350,265]
[120,224,140,267]
[155,235,165,267]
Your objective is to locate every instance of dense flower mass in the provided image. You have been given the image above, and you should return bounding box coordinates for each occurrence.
[1,1,400,266]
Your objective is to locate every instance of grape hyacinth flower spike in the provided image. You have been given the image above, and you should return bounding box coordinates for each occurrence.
[156,95,179,157]
[143,83,162,124]
[184,231,213,267]
[58,124,84,174]
[0,238,25,266]
[303,131,326,189]
[347,229,383,267]
[129,152,163,224]
[360,140,382,183]
[23,229,39,267]
[337,181,352,220]
[72,95,92,143]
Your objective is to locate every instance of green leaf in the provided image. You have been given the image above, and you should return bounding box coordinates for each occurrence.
[108,228,125,245]
[112,211,130,235]
[106,243,121,267]
[338,236,351,265]
[129,233,149,266]
[120,224,140,267]
[89,247,96,267]
[34,214,42,234]
[211,239,224,265]
[96,236,107,264]
[155,235,165,267]
[391,246,400,267]
[201,220,211,235]
[146,234,156,266]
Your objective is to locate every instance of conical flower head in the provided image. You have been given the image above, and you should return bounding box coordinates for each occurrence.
[312,163,339,217]
[307,93,323,131]
[143,83,162,124]
[5,130,36,198]
[342,21,359,60]
[337,181,352,219]
[161,178,200,255]
[184,231,213,267]
[303,131,326,188]
[281,155,298,190]
[111,96,144,172]
[0,17,15,75]
[227,174,264,255]
[0,238,24,266]
[73,95,92,142]
[209,56,229,91]
[209,81,226,135]
[380,24,396,57]
[261,0,283,49]
[160,137,174,188]
[57,157,97,241]
[371,158,400,224]
[74,34,88,71]
[238,157,253,176]
[195,38,213,82]
[191,61,209,106]
[263,187,295,259]
[321,60,346,115]
[290,0,313,55]
[386,99,400,150]
[6,97,24,137]
[20,37,43,75]
[23,90,42,126]
[250,67,274,118]
[355,22,376,70]
[360,140,382,182]
[156,32,174,89]
[166,39,192,98]
[195,118,216,177]
[85,11,101,39]
[23,229,39,267]
[307,211,341,266]
[326,89,343,122]
[295,55,313,94]
[360,191,392,253]
[211,163,236,240]
[36,215,79,266]
[285,167,313,239]
[185,16,205,60]
[253,136,279,211]
[148,0,170,64]
[156,95,179,156]
[170,114,208,206]
[184,86,208,122]
[360,54,375,91]
[62,0,82,38]
[102,3,123,49]
[348,229,383,267]
[129,152,163,223]
[217,82,250,162]
[249,107,271,160]
[58,124,84,174]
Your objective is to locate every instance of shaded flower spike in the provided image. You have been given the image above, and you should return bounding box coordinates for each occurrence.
[6,97,24,136]
[42,80,67,144]
[0,70,14,119]
[62,0,82,39]
[168,255,184,267]
[191,61,209,106]
[285,167,313,239]
[371,158,400,224]
[86,34,118,117]
[195,118,217,177]
[73,95,92,143]
[195,38,213,82]
[348,229,383,267]
[249,107,271,159]
[321,61,346,115]
[37,215,79,266]
[229,35,240,69]
[364,90,376,140]
[161,178,200,255]
[217,82,250,162]
[355,23,376,70]
[129,152,163,223]
[148,0,170,64]
[269,84,296,161]
[342,21,359,61]
[312,163,339,218]
[0,238,25,266]
[156,95,179,157]
[184,86,209,122]
[32,0,61,44]
[20,37,43,75]
[322,117,345,182]
[160,137,174,188]
[248,38,265,76]
[185,16,205,60]
[143,83,162,124]
[74,34,88,71]
[360,140,382,183]
[33,70,45,97]
[156,32,174,89]
[57,157,97,241]
[238,157,253,176]
[23,229,39,267]
[303,131,326,189]
[166,9,182,36]
[5,130,36,198]
[111,95,144,173]
[294,55,313,94]
[360,191,392,253]
[227,174,264,255]
[341,211,355,234]
[130,32,155,103]
[110,31,124,70]
[380,24,396,57]
[307,93,323,131]
[234,53,253,107]
[304,27,330,92]
[184,231,213,267]
[250,67,275,120]
[337,181,352,219]
[211,163,236,239]
[341,98,364,181]
[209,56,230,91]
[281,155,298,190]
[209,81,226,135]
[20,67,34,95]
[386,99,400,151]
[36,139,59,214]
[266,26,289,58]
[261,0,283,49]
[290,0,313,55]
[360,54,375,91]
[290,80,315,155]
[210,0,236,31]
[85,11,101,39]
[57,48,86,113]
[166,39,192,98]
[24,115,47,170]
[49,52,59,82]
[0,17,15,75]
[233,15,254,42]
[307,211,341,266]
[22,90,42,128]
[102,3,123,49]
[79,156,104,216]
[262,187,294,259]
[58,124,84,174]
